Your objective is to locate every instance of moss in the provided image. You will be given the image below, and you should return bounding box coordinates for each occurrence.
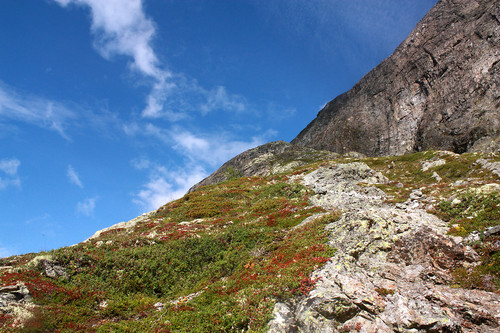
[375,287,395,297]
[434,191,499,236]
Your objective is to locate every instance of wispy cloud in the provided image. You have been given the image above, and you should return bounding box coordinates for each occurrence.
[53,0,249,120]
[141,123,268,167]
[0,82,76,139]
[25,213,51,225]
[133,161,207,212]
[0,158,21,190]
[170,128,267,167]
[67,165,84,188]
[266,102,297,121]
[76,197,97,216]
[199,86,246,115]
[54,0,173,119]
[0,158,20,176]
[131,126,272,212]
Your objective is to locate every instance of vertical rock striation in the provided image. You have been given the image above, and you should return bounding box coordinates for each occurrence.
[292,0,500,156]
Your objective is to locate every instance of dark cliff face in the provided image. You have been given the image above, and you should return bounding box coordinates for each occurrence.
[292,0,500,156]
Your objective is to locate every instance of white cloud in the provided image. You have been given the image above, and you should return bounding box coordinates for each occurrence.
[134,163,207,212]
[53,0,249,120]
[132,124,275,212]
[67,165,84,188]
[76,197,97,216]
[170,129,266,167]
[53,0,175,119]
[266,102,297,121]
[0,158,20,176]
[139,123,270,167]
[0,82,76,139]
[0,158,21,190]
[131,158,151,170]
[171,130,210,152]
[55,0,164,77]
[25,213,51,225]
[199,86,246,115]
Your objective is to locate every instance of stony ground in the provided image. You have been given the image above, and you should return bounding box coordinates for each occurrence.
[270,158,500,332]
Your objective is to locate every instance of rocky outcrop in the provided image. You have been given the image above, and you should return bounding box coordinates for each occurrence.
[0,282,34,327]
[292,0,500,156]
[188,141,339,192]
[85,211,156,241]
[268,161,500,332]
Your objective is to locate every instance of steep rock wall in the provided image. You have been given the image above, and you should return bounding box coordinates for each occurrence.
[292,0,500,156]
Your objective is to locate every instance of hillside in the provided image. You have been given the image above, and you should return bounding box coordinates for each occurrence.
[1,149,499,332]
[1,0,500,331]
[292,0,500,156]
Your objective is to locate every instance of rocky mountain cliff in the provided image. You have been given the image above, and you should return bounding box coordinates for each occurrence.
[292,0,500,156]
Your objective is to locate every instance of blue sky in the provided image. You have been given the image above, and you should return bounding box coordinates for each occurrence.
[0,0,436,257]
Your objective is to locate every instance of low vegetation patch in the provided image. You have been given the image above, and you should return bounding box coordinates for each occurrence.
[0,173,337,332]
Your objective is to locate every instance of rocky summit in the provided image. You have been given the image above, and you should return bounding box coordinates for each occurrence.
[1,0,499,332]
[292,0,500,156]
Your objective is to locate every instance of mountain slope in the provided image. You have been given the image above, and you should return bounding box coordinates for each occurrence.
[1,0,500,331]
[292,0,500,156]
[1,150,499,332]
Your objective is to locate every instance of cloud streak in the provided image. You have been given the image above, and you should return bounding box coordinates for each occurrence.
[131,125,272,211]
[54,0,174,119]
[0,82,76,139]
[142,124,268,167]
[67,165,84,188]
[53,0,249,120]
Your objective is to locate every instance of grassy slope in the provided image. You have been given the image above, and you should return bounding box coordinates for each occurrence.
[0,151,498,332]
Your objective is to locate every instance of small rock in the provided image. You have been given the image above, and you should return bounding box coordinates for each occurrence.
[466,231,481,243]
[268,303,296,333]
[40,259,68,279]
[470,183,500,195]
[432,172,442,182]
[452,180,466,186]
[484,225,500,238]
[422,159,446,172]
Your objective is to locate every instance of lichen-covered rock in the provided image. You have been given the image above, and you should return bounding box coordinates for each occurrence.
[86,211,156,241]
[302,162,388,211]
[268,162,500,332]
[0,283,34,327]
[292,0,500,156]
